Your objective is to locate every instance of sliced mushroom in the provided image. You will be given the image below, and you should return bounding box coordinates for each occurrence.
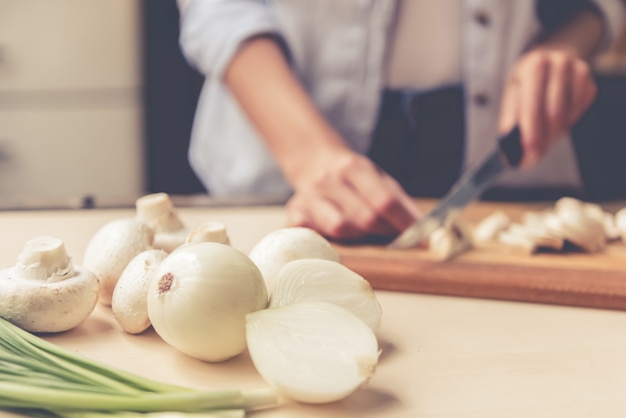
[550,197,606,252]
[473,211,511,244]
[428,214,473,261]
[0,236,99,333]
[615,207,626,243]
[498,222,564,253]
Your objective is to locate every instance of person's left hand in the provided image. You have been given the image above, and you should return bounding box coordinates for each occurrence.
[499,47,597,167]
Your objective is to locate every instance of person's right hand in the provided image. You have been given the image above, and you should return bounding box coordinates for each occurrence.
[284,150,421,241]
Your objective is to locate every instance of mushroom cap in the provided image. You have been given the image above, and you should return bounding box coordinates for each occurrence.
[112,249,167,334]
[83,218,154,305]
[0,265,99,333]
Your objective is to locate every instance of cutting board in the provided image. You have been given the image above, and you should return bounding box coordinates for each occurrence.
[334,200,626,310]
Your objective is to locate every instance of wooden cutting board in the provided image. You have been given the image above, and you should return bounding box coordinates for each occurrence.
[334,200,626,310]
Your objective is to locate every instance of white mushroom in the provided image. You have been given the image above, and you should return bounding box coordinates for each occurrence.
[429,227,471,261]
[428,215,473,261]
[498,222,564,253]
[549,197,606,252]
[615,207,626,243]
[111,249,167,334]
[601,212,621,241]
[83,218,154,305]
[248,227,340,294]
[136,193,188,253]
[0,236,99,333]
[185,220,230,246]
[473,211,511,244]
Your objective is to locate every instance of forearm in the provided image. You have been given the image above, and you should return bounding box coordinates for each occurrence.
[534,9,605,59]
[224,36,348,187]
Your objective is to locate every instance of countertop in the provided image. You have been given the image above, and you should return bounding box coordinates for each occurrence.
[1,203,626,417]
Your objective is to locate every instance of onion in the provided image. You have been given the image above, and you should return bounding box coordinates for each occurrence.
[270,259,382,330]
[246,302,379,404]
[147,242,268,362]
[248,227,340,294]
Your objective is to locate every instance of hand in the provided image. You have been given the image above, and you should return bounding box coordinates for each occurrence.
[499,48,597,166]
[285,150,421,241]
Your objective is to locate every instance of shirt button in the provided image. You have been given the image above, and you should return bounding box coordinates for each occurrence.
[474,10,491,26]
[474,93,489,106]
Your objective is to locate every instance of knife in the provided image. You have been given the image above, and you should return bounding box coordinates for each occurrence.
[389,125,523,249]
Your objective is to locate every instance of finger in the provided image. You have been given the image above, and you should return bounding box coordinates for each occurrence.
[347,165,419,233]
[518,54,549,166]
[319,178,397,237]
[569,60,597,124]
[499,75,520,135]
[288,191,365,240]
[285,196,312,227]
[544,54,572,142]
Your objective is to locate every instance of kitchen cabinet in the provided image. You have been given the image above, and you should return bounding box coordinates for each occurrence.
[0,0,144,202]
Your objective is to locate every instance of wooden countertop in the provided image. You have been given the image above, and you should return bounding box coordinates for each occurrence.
[1,203,626,417]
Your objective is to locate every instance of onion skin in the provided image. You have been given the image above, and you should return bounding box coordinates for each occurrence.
[270,259,382,330]
[147,242,268,362]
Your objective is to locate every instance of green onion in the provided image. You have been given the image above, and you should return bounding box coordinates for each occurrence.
[0,317,277,417]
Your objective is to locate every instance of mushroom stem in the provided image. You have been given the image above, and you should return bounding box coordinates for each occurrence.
[136,193,184,233]
[15,236,74,283]
[185,221,231,245]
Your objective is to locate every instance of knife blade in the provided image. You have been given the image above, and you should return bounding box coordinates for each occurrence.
[389,125,523,249]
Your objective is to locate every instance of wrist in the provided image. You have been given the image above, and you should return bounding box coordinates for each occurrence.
[534,10,605,59]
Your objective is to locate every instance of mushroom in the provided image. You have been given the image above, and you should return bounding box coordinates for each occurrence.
[248,227,340,294]
[111,249,167,334]
[548,197,606,252]
[472,211,511,244]
[498,222,564,253]
[136,193,188,253]
[601,212,621,242]
[185,220,231,246]
[0,236,99,333]
[615,207,626,243]
[428,214,473,261]
[83,218,154,305]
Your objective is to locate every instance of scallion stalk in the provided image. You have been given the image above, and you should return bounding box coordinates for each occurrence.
[0,317,277,417]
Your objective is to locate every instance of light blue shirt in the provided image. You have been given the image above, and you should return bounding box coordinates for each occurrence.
[177,0,624,197]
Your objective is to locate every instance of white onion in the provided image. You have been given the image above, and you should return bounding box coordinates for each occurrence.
[147,242,268,362]
[248,227,340,293]
[246,302,379,404]
[270,259,381,330]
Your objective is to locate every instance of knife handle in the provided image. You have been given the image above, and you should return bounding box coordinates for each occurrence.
[498,126,522,167]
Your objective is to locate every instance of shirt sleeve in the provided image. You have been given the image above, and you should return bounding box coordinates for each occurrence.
[176,0,288,79]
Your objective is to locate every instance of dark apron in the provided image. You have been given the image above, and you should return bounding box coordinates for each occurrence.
[367,80,626,202]
[367,86,465,198]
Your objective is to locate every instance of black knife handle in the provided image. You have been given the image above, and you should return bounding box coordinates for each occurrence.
[498,126,523,167]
